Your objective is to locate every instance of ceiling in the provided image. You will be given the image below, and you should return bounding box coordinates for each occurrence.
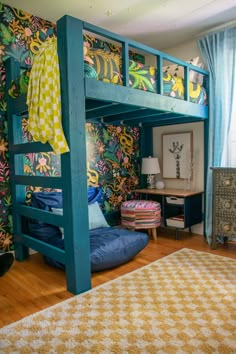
[2,0,236,50]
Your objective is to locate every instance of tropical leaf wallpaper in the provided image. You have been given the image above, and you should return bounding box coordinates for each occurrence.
[0,3,140,251]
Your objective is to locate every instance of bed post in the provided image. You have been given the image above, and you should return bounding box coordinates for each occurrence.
[5,58,29,261]
[57,15,91,294]
[203,118,209,238]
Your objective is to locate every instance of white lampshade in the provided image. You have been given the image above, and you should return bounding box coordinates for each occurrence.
[141,157,160,175]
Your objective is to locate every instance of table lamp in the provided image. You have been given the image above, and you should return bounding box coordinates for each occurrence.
[141,156,160,189]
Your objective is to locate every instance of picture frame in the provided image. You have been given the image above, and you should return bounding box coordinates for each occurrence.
[162,131,193,179]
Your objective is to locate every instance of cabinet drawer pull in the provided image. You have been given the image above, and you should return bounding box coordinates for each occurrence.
[223,224,231,232]
[224,201,231,209]
[224,178,231,186]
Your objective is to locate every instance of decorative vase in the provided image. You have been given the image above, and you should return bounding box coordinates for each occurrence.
[155,181,165,189]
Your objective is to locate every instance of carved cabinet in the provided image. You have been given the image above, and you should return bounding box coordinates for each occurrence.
[211,167,236,249]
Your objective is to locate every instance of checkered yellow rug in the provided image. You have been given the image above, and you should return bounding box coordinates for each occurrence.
[1,248,236,353]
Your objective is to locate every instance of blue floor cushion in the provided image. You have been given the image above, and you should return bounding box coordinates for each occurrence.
[89,227,149,271]
[28,192,149,272]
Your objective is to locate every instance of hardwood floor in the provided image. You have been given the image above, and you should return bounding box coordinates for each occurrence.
[1,229,235,328]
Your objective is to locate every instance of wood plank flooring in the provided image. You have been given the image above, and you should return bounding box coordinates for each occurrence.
[1,229,235,328]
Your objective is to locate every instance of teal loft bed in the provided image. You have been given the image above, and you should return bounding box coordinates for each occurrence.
[6,15,209,295]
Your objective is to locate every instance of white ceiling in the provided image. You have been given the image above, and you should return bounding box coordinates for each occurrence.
[2,0,236,50]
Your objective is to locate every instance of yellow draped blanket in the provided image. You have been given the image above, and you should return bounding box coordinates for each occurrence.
[27,38,69,154]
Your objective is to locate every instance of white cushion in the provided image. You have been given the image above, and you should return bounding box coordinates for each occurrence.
[51,202,109,234]
[88,202,109,230]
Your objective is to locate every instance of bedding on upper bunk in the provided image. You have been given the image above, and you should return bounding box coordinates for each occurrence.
[27,191,149,272]
[8,47,208,106]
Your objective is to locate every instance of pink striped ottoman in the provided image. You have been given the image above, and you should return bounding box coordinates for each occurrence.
[121,200,161,241]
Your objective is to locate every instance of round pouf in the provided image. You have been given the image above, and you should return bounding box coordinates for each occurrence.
[121,200,161,241]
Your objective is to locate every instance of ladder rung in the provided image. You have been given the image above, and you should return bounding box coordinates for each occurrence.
[13,175,63,189]
[15,233,65,263]
[10,142,53,154]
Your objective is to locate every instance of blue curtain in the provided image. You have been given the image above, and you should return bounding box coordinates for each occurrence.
[198,27,236,244]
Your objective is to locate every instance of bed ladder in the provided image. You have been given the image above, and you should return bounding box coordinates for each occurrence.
[5,17,91,295]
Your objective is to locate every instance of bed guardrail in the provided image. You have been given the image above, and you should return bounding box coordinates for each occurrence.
[83,21,209,102]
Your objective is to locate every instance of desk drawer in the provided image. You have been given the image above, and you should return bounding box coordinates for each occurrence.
[166,216,185,228]
[166,196,184,205]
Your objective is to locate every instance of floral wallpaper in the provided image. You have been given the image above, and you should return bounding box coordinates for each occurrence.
[86,124,139,213]
[0,3,140,252]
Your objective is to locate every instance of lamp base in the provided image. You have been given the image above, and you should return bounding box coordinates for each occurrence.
[147,174,155,189]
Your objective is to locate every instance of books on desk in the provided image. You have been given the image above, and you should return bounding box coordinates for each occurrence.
[166,214,185,228]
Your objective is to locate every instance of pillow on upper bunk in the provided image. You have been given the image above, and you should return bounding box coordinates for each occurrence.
[128,60,157,93]
[85,48,122,85]
[163,57,201,83]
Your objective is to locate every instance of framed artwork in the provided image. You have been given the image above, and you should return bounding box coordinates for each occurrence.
[162,131,193,179]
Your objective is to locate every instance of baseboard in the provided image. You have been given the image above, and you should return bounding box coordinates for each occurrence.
[190,222,204,235]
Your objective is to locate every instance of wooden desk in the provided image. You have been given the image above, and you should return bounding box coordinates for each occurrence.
[134,188,203,197]
[134,188,204,239]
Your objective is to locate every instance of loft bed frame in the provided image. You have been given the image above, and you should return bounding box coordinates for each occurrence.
[5,15,209,295]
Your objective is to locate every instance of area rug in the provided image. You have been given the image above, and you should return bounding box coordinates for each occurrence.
[1,248,236,353]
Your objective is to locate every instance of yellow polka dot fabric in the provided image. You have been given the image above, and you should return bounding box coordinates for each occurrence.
[27,38,70,154]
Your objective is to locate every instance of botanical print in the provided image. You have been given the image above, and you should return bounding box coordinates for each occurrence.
[168,141,184,179]
[23,122,140,213]
[162,132,192,179]
[86,124,140,213]
[0,3,140,251]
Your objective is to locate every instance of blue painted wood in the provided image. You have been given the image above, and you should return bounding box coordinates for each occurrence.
[16,205,64,227]
[140,116,205,128]
[5,15,210,296]
[203,118,209,238]
[122,41,129,87]
[102,109,176,125]
[18,63,30,70]
[14,175,63,189]
[87,104,142,120]
[10,142,52,154]
[85,79,208,119]
[14,234,65,264]
[101,108,149,124]
[9,95,28,115]
[83,20,208,77]
[86,100,116,112]
[183,68,190,101]
[184,194,202,228]
[157,56,163,95]
[82,18,209,109]
[124,113,192,127]
[57,15,91,294]
[6,58,29,261]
